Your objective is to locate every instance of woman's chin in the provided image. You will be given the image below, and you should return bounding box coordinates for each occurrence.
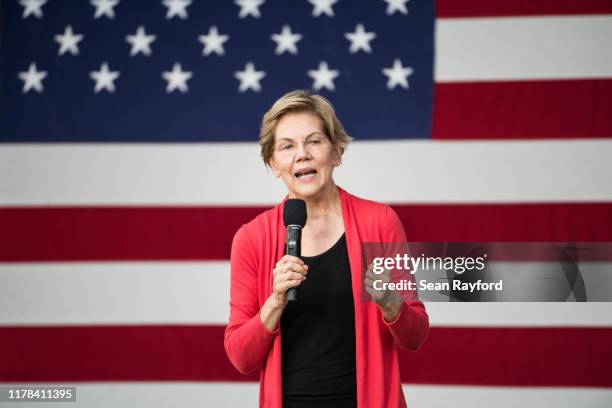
[289,183,323,199]
[288,180,336,201]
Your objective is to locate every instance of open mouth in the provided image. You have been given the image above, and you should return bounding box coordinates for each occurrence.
[294,168,317,179]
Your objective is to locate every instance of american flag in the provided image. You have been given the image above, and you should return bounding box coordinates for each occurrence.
[1,0,612,406]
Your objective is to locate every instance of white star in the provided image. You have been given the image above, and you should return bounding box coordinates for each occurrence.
[344,23,376,54]
[162,0,192,19]
[89,62,120,93]
[235,0,265,18]
[383,0,409,15]
[308,0,338,17]
[19,0,47,19]
[54,25,84,56]
[90,0,120,19]
[126,26,156,56]
[18,63,47,93]
[162,63,193,93]
[308,61,339,91]
[234,62,266,92]
[271,25,302,55]
[198,26,230,56]
[382,59,413,90]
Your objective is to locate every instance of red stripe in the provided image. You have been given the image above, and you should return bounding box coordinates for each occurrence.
[432,80,612,139]
[395,242,612,262]
[0,325,610,386]
[0,325,253,382]
[400,327,612,386]
[0,206,268,262]
[1,203,611,261]
[436,0,612,18]
[392,203,612,242]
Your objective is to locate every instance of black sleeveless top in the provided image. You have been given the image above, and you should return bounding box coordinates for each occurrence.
[281,233,357,408]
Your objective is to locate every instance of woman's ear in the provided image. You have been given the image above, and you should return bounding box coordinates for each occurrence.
[333,148,342,167]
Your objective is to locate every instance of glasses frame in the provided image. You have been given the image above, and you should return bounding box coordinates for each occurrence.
[274,132,330,156]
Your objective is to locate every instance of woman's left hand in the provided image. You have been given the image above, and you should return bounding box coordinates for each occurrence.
[364,263,403,322]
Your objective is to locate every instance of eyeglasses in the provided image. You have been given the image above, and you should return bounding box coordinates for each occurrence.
[274,134,329,156]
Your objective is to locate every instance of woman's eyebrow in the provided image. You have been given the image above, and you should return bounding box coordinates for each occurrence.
[277,132,325,142]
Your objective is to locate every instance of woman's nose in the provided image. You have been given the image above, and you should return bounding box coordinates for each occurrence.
[295,142,310,159]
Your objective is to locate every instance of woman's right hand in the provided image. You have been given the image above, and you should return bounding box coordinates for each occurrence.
[272,255,308,307]
[259,255,308,331]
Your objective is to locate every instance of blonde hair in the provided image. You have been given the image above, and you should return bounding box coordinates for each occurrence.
[259,90,352,167]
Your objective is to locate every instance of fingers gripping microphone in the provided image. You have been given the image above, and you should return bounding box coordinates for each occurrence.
[283,199,307,302]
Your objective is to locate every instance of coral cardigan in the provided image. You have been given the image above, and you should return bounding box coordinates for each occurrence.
[224,187,429,408]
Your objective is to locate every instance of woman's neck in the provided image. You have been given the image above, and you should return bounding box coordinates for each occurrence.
[295,183,341,218]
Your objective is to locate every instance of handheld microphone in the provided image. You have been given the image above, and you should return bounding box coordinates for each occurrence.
[283,199,307,302]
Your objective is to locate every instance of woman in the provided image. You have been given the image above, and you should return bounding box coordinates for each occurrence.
[224,90,429,408]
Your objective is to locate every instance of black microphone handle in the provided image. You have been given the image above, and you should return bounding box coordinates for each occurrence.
[285,226,302,302]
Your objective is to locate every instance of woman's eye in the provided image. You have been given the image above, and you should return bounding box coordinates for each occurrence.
[280,144,293,151]
[307,139,321,145]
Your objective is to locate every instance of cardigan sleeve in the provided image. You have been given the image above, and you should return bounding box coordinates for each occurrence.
[224,226,278,375]
[380,205,430,351]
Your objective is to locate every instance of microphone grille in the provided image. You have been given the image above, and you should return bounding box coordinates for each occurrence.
[283,199,307,227]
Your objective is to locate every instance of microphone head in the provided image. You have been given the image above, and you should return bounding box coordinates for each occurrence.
[283,199,307,227]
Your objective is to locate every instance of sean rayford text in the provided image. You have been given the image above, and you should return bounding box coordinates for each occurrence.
[372,278,503,293]
[371,253,488,275]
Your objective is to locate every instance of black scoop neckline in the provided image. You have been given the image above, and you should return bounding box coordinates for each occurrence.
[301,233,346,260]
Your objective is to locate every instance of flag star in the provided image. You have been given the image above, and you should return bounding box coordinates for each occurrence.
[271,25,302,55]
[54,25,84,56]
[308,0,338,17]
[383,0,409,15]
[18,63,47,93]
[198,26,230,56]
[162,63,192,93]
[308,61,339,91]
[126,26,156,56]
[90,0,120,19]
[19,0,47,19]
[89,62,120,93]
[235,0,265,18]
[344,23,376,54]
[382,59,413,90]
[234,62,266,92]
[162,0,192,19]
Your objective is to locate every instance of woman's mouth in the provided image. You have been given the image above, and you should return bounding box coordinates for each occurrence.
[294,168,317,182]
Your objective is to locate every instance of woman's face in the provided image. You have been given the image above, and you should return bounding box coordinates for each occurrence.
[269,111,340,201]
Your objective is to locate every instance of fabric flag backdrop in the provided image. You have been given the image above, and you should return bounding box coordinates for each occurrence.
[1,0,612,406]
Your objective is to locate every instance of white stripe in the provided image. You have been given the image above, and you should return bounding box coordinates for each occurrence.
[426,302,612,327]
[436,16,612,81]
[0,262,231,325]
[0,383,610,408]
[415,261,612,302]
[2,262,611,326]
[2,140,611,205]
